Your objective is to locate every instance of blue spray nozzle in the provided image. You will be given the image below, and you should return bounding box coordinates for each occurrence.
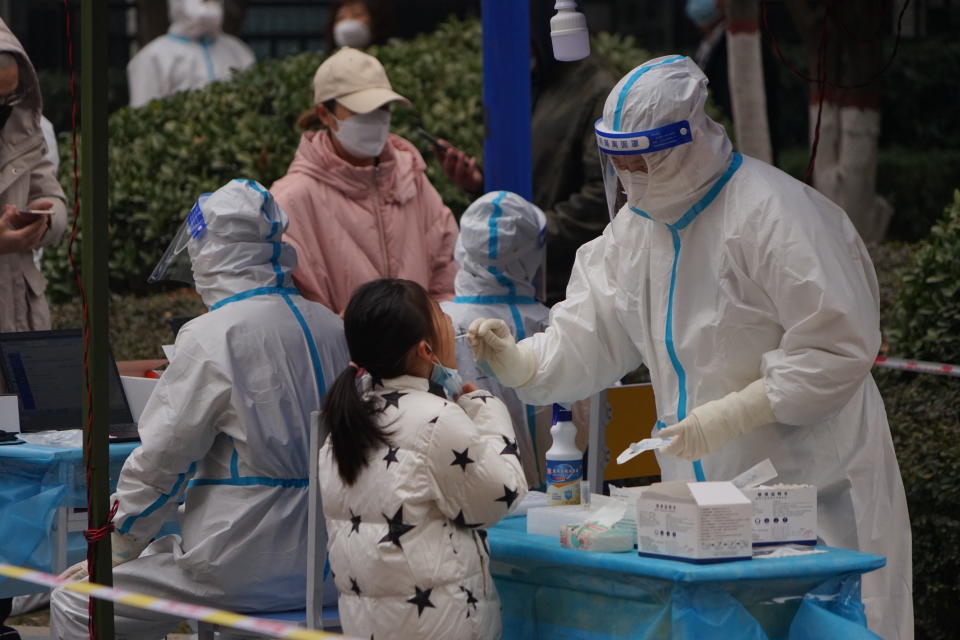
[552,403,573,424]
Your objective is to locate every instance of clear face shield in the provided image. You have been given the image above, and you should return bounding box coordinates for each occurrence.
[595,118,693,219]
[148,194,212,284]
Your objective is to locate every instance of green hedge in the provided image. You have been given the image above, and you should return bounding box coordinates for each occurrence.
[874,191,960,640]
[43,18,648,302]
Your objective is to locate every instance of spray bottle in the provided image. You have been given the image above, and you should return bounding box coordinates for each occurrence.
[545,403,583,506]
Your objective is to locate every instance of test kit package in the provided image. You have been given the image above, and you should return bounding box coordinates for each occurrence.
[745,484,817,546]
[634,481,753,563]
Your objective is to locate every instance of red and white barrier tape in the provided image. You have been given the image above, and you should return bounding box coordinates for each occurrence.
[0,564,350,639]
[874,356,960,378]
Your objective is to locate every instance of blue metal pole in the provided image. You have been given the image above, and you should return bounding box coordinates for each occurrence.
[481,0,532,200]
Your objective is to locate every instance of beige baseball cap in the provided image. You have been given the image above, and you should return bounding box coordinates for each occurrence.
[313,47,411,113]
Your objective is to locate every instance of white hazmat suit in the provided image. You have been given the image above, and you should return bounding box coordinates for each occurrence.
[127,0,255,108]
[50,179,349,639]
[441,191,550,488]
[470,56,912,640]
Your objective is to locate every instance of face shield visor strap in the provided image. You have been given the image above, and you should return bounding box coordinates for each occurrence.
[595,119,693,219]
[148,194,211,284]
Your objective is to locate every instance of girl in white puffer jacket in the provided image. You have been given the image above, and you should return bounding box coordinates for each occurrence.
[319,278,527,639]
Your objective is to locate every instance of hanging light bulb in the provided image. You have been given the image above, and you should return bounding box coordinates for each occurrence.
[550,0,590,61]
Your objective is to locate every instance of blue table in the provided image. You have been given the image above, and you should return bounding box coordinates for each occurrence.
[488,517,884,640]
[0,442,139,598]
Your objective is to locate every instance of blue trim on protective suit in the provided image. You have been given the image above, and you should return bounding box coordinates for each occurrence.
[118,461,197,535]
[166,34,217,82]
[453,295,538,305]
[280,291,327,398]
[630,153,743,482]
[209,286,300,311]
[613,56,686,131]
[188,476,308,489]
[487,190,508,259]
[230,447,239,478]
[200,40,216,81]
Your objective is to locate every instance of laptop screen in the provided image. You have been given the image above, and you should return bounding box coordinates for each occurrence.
[0,330,134,433]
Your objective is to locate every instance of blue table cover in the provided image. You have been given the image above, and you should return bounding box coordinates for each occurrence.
[488,516,885,640]
[0,442,139,597]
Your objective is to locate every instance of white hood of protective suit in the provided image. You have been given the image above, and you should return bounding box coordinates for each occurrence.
[168,0,224,40]
[454,190,547,301]
[603,55,732,225]
[188,179,298,309]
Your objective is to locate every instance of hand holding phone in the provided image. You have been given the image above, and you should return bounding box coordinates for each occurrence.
[416,127,448,157]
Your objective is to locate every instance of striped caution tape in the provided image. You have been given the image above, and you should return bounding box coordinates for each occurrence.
[874,356,960,378]
[0,564,350,639]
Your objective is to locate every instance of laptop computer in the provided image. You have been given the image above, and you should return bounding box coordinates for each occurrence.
[0,329,140,442]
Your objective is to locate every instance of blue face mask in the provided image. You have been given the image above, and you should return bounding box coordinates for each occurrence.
[430,360,464,400]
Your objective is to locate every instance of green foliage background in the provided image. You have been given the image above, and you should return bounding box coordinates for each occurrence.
[873,192,960,640]
[43,18,648,302]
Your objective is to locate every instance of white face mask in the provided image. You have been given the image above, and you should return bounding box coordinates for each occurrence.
[618,168,649,205]
[180,0,224,38]
[333,19,372,49]
[332,108,391,159]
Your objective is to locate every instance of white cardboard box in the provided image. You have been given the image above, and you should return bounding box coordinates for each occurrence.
[635,481,753,563]
[745,484,817,546]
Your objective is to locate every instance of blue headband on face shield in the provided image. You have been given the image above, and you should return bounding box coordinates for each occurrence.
[595,119,693,156]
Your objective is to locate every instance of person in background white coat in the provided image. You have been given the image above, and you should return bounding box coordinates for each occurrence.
[441,190,550,488]
[50,179,349,639]
[468,56,912,640]
[127,0,255,108]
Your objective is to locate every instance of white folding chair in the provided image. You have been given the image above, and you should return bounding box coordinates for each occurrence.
[197,411,336,638]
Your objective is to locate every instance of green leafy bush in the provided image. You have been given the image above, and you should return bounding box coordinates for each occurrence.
[887,191,960,362]
[43,18,648,301]
[873,191,960,640]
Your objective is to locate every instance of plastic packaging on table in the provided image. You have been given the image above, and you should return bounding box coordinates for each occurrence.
[560,521,635,552]
[18,429,84,449]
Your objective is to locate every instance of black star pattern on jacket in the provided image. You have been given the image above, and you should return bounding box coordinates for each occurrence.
[452,509,482,529]
[349,509,362,535]
[379,390,407,411]
[428,416,439,424]
[499,435,520,459]
[459,585,479,618]
[378,506,415,549]
[382,446,400,469]
[495,485,520,509]
[473,393,494,404]
[427,379,446,398]
[407,586,436,617]
[350,577,362,596]
[450,447,475,471]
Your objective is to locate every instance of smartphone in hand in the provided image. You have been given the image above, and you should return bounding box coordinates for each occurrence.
[416,127,448,158]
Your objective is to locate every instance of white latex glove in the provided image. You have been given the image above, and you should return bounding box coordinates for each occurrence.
[659,379,776,461]
[466,318,538,388]
[58,560,88,582]
[56,531,148,583]
[111,530,149,566]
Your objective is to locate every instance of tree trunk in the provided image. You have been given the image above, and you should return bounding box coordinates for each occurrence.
[785,0,892,243]
[725,0,773,163]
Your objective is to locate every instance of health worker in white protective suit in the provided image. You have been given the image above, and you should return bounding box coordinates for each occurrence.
[50,179,349,639]
[468,55,912,640]
[127,0,255,108]
[441,190,551,488]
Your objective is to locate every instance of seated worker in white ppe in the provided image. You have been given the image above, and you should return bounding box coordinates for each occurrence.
[127,0,255,108]
[468,56,913,640]
[50,179,350,640]
[441,191,550,488]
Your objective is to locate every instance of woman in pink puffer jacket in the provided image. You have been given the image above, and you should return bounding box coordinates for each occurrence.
[271,47,458,315]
